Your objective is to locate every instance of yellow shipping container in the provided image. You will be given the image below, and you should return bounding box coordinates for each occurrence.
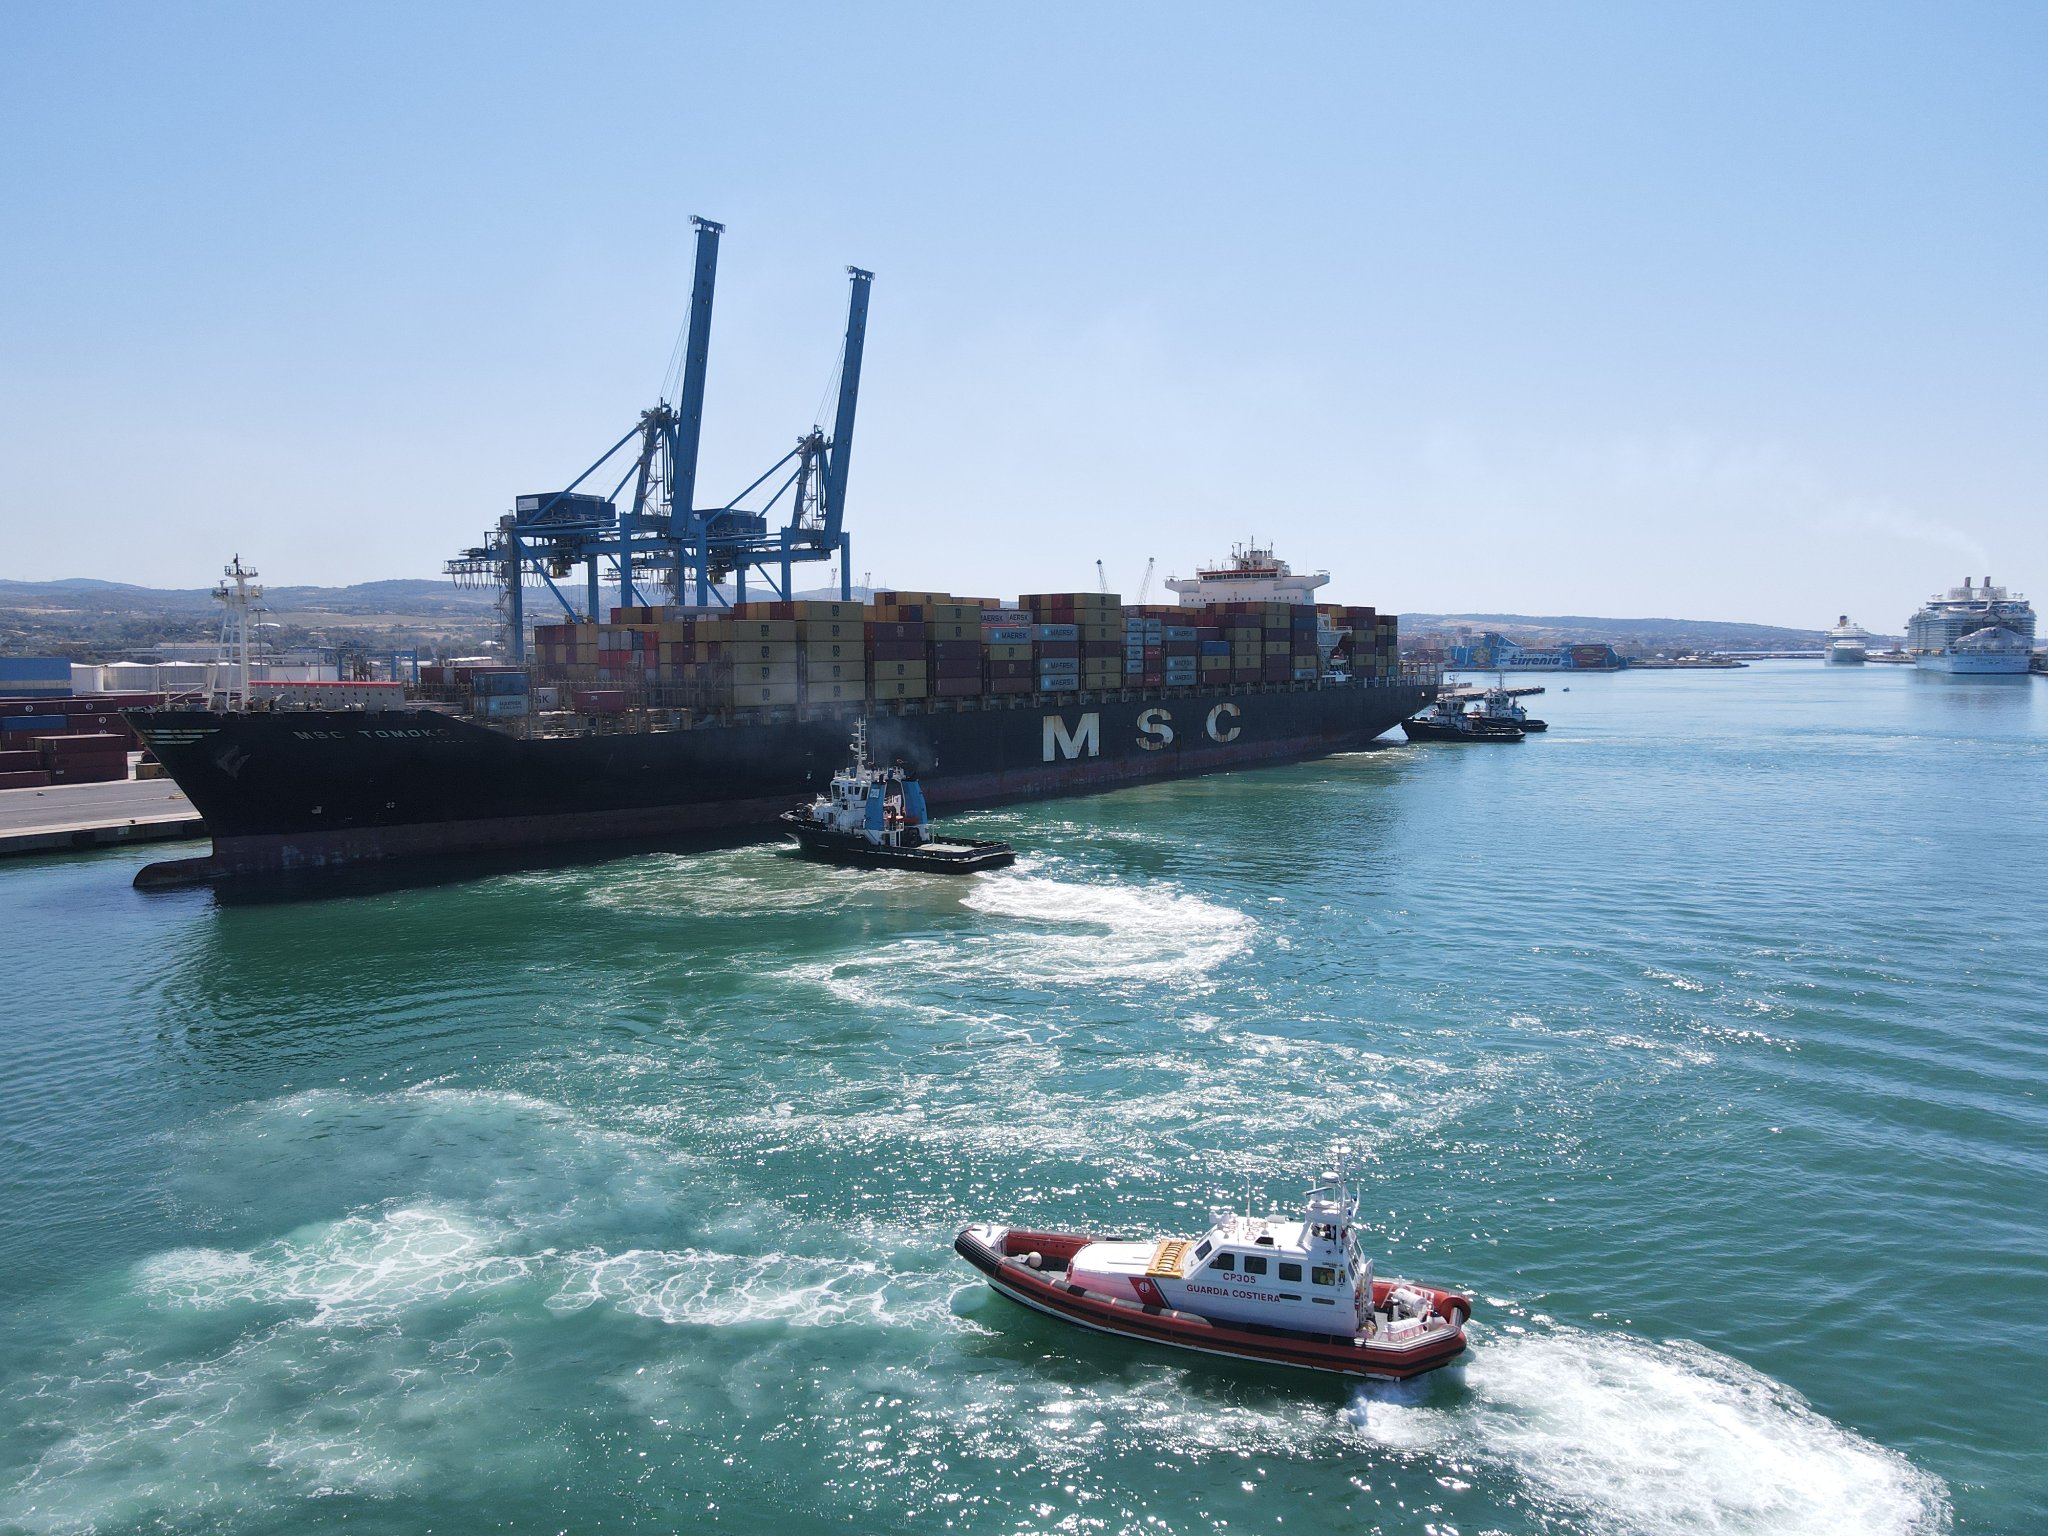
[928,603,980,623]
[738,683,801,707]
[790,600,860,620]
[872,677,928,700]
[928,621,977,643]
[802,639,860,661]
[741,663,800,685]
[1264,640,1292,656]
[735,620,797,641]
[1081,623,1121,644]
[985,643,1032,662]
[747,642,799,663]
[804,659,866,682]
[805,680,863,702]
[796,619,859,641]
[874,659,929,680]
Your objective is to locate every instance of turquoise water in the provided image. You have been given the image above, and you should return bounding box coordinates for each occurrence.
[2,662,2043,1535]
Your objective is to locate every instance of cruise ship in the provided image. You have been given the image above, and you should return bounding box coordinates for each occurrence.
[1905,577,2036,675]
[1824,616,1870,665]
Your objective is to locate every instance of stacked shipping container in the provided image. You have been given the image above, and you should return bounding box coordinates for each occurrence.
[517,593,1402,714]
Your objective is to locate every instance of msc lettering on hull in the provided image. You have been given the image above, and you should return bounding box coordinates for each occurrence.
[1043,702,1249,758]
[1042,713,1100,761]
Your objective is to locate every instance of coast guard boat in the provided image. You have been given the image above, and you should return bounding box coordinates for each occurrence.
[780,722,1015,872]
[955,1161,1471,1379]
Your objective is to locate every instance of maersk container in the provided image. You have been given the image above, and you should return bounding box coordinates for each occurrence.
[1033,623,1080,642]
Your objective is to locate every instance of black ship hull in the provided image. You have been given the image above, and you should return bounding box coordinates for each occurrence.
[128,679,1430,887]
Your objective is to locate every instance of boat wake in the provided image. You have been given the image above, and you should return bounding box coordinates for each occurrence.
[1347,1326,1950,1536]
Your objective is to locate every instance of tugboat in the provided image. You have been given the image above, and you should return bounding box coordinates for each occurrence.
[955,1160,1472,1380]
[1467,682,1547,732]
[1400,699,1524,743]
[780,722,1016,872]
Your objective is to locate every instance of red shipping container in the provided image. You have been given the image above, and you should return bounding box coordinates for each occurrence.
[572,689,629,713]
[1033,641,1080,659]
[868,640,924,662]
[48,759,127,784]
[0,769,53,789]
[934,657,981,679]
[984,660,1033,679]
[934,675,983,697]
[0,750,36,771]
[987,676,1032,695]
[929,639,981,661]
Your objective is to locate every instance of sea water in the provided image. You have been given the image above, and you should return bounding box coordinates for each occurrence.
[1,662,2042,1534]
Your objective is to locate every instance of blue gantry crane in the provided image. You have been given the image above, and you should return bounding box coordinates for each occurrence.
[448,218,873,659]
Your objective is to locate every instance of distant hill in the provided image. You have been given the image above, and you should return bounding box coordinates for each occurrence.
[2,578,1902,661]
[1402,611,1902,652]
[0,576,500,618]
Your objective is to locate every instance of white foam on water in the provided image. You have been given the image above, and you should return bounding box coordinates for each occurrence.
[959,873,1253,981]
[777,873,1253,1027]
[1347,1327,1950,1536]
[546,1246,952,1330]
[529,844,897,918]
[138,1206,540,1325]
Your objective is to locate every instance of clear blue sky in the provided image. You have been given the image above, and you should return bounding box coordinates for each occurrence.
[3,3,2042,629]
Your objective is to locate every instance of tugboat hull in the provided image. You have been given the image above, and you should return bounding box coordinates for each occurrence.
[955,1225,1470,1380]
[1400,718,1523,743]
[779,812,1015,872]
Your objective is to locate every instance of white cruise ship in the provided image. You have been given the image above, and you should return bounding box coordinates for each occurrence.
[1906,577,2036,674]
[1825,615,1870,665]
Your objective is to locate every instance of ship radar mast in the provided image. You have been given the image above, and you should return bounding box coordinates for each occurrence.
[208,555,263,712]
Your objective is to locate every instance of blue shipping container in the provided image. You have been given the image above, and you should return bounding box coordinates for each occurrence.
[2,714,68,732]
[0,658,70,681]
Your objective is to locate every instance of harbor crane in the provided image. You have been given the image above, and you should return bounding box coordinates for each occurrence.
[447,217,873,659]
[1095,557,1156,602]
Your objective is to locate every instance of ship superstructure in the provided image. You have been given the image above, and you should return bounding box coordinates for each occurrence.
[1825,615,1870,665]
[1906,578,2035,675]
[1165,544,1329,607]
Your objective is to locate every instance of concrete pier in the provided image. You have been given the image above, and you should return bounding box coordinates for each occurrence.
[0,780,204,858]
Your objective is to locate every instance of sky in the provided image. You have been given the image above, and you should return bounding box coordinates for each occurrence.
[2,3,2042,628]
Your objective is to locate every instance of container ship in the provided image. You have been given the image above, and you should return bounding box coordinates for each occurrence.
[129,585,1428,887]
[121,224,1431,887]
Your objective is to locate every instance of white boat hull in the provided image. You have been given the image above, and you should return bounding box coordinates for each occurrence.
[1914,652,2030,675]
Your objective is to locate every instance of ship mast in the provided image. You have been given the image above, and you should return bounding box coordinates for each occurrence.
[208,555,262,711]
